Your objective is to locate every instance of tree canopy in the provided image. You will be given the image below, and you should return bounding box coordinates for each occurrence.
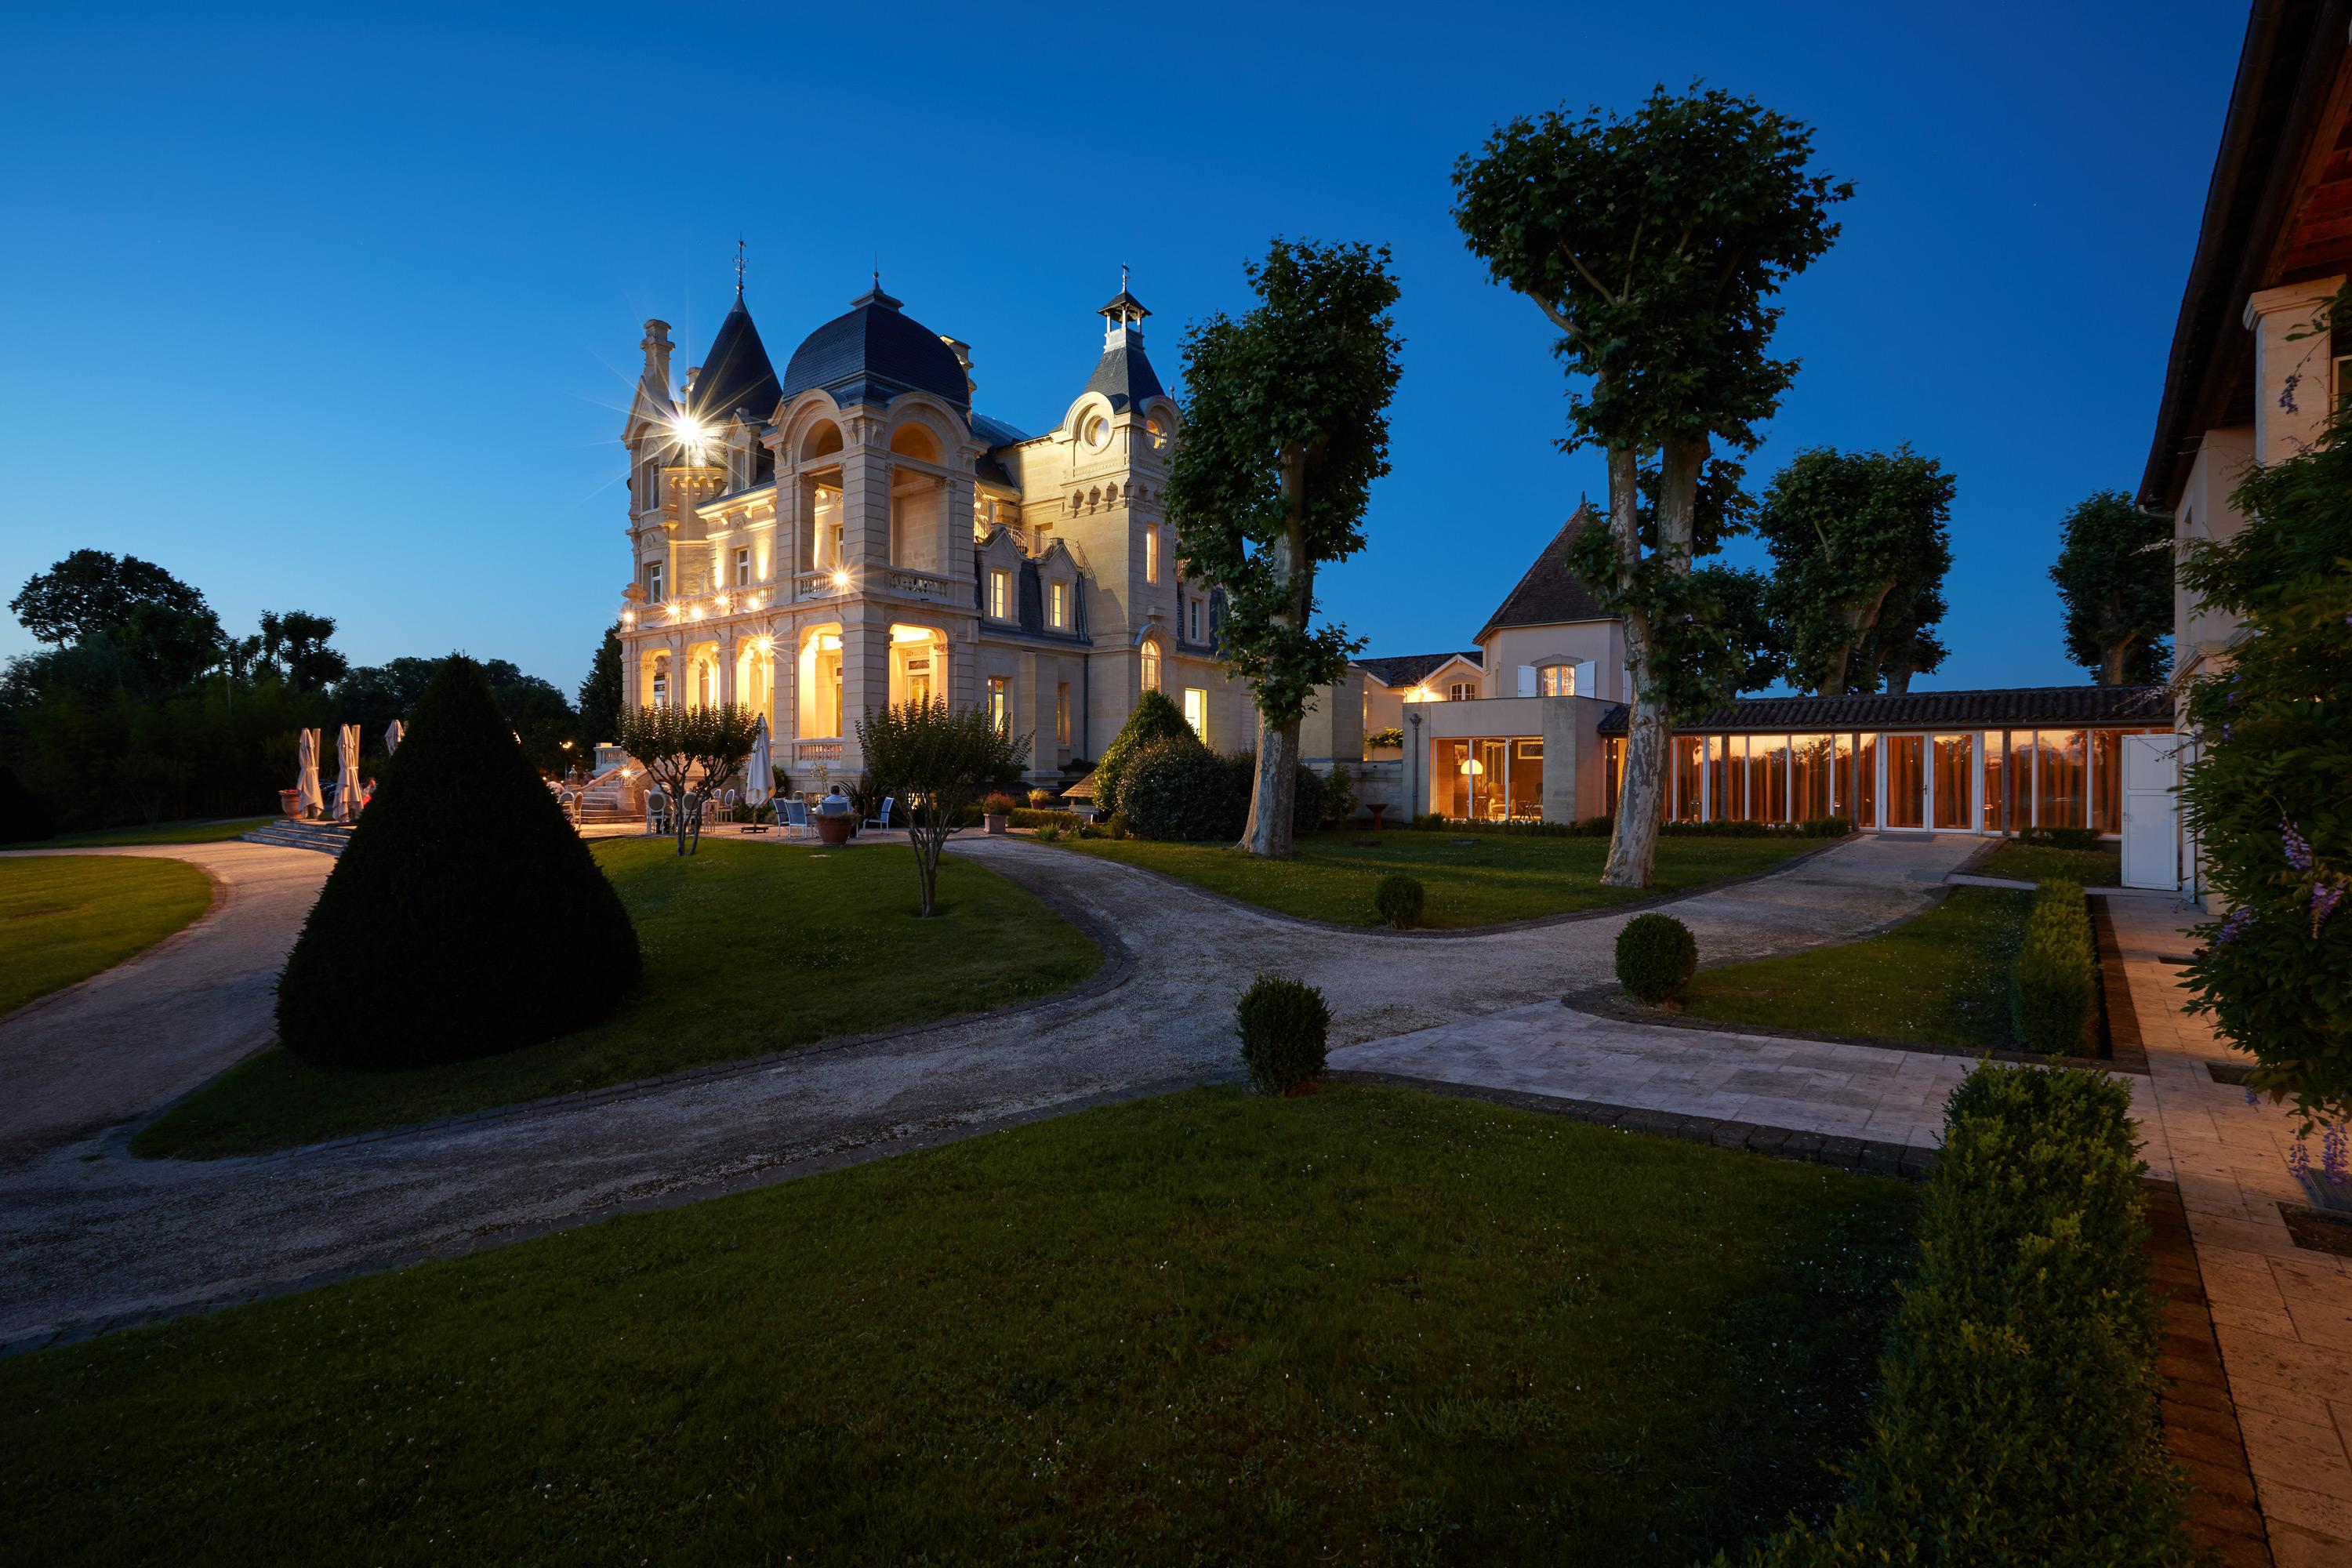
[577,627,625,753]
[2051,490,2173,686]
[1165,237,1403,857]
[1752,446,1954,697]
[857,699,1029,916]
[2180,372,2352,1123]
[9,550,210,648]
[1454,84,1846,884]
[258,610,349,691]
[614,702,760,854]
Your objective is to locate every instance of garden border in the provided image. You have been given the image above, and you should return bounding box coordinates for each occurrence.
[0,849,233,1031]
[1556,984,2149,1076]
[122,855,1134,1167]
[1018,829,1858,938]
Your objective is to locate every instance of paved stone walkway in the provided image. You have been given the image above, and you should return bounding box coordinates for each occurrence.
[0,842,331,1168]
[0,829,1982,1346]
[2110,897,2352,1568]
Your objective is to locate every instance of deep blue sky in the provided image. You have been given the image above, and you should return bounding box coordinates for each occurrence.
[2,2,2243,696]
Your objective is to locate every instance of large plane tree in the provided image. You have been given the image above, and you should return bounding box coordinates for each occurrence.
[1165,238,1403,858]
[1454,84,1848,887]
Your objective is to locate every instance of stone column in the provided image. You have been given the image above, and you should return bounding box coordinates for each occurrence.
[839,606,889,773]
[1018,652,1051,781]
[839,409,893,579]
[1540,698,1581,825]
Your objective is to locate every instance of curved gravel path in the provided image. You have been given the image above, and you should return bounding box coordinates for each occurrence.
[0,843,330,1170]
[0,830,1982,1346]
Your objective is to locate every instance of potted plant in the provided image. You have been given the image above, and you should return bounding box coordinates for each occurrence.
[982,791,1018,835]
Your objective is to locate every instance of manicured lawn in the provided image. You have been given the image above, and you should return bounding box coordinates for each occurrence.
[0,816,271,850]
[135,839,1101,1159]
[0,855,215,1017]
[1973,840,2122,887]
[1679,885,2032,1050]
[1054,829,1822,927]
[5,1085,1917,1566]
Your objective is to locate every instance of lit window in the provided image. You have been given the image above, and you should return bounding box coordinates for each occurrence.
[1538,665,1573,697]
[1145,528,1159,584]
[1182,687,1207,740]
[1050,581,1068,628]
[1056,683,1072,746]
[644,560,664,601]
[1146,416,1167,451]
[734,547,751,587]
[990,568,1011,619]
[987,676,1009,735]
[1448,680,1477,702]
[1140,639,1161,692]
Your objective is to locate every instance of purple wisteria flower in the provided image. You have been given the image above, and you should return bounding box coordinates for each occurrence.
[2284,820,2314,871]
[2289,1138,2313,1179]
[2215,908,2256,946]
[2314,881,2345,936]
[2325,1123,2350,1188]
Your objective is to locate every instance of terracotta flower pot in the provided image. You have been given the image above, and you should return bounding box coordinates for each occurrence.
[815,813,855,847]
[984,814,1008,835]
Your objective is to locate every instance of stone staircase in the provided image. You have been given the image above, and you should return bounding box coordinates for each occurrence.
[241,818,356,857]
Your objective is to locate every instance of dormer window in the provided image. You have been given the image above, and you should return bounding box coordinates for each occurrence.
[1448,680,1477,702]
[1083,413,1109,448]
[1187,597,1203,643]
[1049,580,1069,630]
[1146,416,1167,451]
[989,568,1012,620]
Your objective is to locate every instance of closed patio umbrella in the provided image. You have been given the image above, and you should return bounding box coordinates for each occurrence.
[385,719,405,757]
[745,716,774,807]
[335,724,362,822]
[296,728,324,818]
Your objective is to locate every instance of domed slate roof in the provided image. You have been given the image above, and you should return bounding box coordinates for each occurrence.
[780,285,970,410]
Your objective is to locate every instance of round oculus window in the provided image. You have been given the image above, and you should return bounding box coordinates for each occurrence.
[1083,414,1109,448]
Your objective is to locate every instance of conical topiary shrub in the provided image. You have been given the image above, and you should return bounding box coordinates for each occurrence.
[277,655,641,1069]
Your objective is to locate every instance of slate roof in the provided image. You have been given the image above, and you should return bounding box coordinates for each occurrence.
[1475,503,1610,641]
[685,298,781,426]
[781,286,971,410]
[1098,289,1151,318]
[1594,684,2176,734]
[1352,651,1483,689]
[1083,345,1166,412]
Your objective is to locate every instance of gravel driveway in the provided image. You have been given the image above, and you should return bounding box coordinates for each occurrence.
[0,830,1982,1348]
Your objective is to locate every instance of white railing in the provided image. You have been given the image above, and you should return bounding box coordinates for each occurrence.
[795,570,848,602]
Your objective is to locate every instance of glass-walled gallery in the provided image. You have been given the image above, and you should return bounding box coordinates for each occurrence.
[1597,727,2171,836]
[1432,735,1545,821]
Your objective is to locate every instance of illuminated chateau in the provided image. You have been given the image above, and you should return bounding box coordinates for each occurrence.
[615,276,1247,782]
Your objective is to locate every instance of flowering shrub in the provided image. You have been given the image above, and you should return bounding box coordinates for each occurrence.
[2180,346,2352,1123]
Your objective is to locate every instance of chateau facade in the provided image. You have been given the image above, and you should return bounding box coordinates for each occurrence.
[615,278,1249,781]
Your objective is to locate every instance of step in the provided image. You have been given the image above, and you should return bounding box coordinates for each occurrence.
[241,820,356,857]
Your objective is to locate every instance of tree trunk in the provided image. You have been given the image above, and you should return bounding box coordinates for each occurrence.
[1239,449,1312,858]
[2099,637,2132,687]
[1602,440,1690,889]
[1883,664,1911,695]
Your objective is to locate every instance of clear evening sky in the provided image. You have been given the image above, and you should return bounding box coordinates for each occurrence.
[2,2,2242,697]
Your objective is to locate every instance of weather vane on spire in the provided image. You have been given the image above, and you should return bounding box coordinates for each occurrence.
[735,236,746,299]
[1120,262,1130,293]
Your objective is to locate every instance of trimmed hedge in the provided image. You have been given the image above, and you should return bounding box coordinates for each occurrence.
[2013,880,2100,1055]
[1007,807,1080,830]
[1738,1061,2188,1566]
[1236,973,1330,1094]
[1090,690,1195,816]
[1121,737,1330,843]
[1372,873,1425,928]
[277,656,641,1069]
[2020,825,2102,852]
[1615,913,1697,1003]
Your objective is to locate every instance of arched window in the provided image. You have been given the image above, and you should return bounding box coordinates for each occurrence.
[1448,680,1478,702]
[1139,638,1161,693]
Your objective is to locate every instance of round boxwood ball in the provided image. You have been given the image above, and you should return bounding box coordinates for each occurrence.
[1615,913,1697,1004]
[1236,973,1330,1094]
[1372,873,1426,929]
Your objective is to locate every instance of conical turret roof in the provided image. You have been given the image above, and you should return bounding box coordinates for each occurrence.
[685,297,781,426]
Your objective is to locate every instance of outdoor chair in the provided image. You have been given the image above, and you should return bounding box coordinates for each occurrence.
[781,798,812,840]
[863,796,895,831]
[720,788,739,824]
[645,789,671,836]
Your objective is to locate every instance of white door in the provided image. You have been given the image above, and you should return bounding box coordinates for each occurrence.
[2122,735,2177,891]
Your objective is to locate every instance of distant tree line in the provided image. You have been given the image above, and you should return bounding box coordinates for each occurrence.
[2,550,605,837]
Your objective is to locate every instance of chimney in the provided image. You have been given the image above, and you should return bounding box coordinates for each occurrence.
[640,320,674,392]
